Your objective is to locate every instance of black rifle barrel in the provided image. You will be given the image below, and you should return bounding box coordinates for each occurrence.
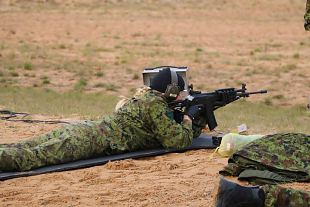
[247,90,268,94]
[238,90,267,97]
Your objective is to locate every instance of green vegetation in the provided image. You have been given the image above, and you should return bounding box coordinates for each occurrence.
[74,78,88,90]
[0,87,308,134]
[0,87,118,118]
[278,64,297,73]
[42,79,50,85]
[41,76,51,85]
[292,53,300,59]
[216,100,310,134]
[132,73,140,80]
[23,62,33,70]
[95,71,104,77]
[10,71,19,77]
[257,54,282,61]
[104,83,119,91]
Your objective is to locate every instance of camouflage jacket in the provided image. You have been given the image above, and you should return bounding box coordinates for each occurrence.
[100,89,195,153]
[220,133,310,185]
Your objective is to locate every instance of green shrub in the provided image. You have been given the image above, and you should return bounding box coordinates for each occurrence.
[132,74,139,80]
[42,79,50,84]
[293,53,300,59]
[95,72,104,77]
[74,78,88,90]
[24,62,33,70]
[10,71,19,77]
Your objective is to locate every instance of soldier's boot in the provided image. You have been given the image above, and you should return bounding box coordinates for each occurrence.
[215,177,265,207]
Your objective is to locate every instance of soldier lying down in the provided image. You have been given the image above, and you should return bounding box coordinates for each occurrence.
[0,68,203,172]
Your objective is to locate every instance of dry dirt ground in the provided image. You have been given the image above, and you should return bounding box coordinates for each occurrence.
[0,0,309,206]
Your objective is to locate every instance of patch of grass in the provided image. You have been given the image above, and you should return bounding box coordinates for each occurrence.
[74,78,88,90]
[24,62,33,70]
[245,69,260,76]
[96,47,114,52]
[299,41,305,46]
[105,83,119,91]
[19,43,30,53]
[258,54,282,61]
[94,83,106,88]
[132,73,140,80]
[114,45,122,49]
[205,63,213,69]
[131,32,144,37]
[8,52,16,60]
[41,76,50,85]
[82,43,95,57]
[0,42,7,50]
[7,65,15,70]
[0,71,4,76]
[95,72,104,77]
[0,87,118,118]
[296,73,306,78]
[196,48,203,52]
[126,67,133,73]
[292,53,300,59]
[236,60,249,67]
[10,71,19,77]
[272,94,285,100]
[216,100,310,134]
[278,64,297,73]
[59,44,67,49]
[267,43,282,48]
[263,97,273,106]
[254,48,262,53]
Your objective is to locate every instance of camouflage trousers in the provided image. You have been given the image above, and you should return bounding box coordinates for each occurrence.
[262,184,309,207]
[0,121,111,172]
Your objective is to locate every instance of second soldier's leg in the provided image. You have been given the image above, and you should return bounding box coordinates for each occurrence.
[262,184,310,207]
[0,121,111,172]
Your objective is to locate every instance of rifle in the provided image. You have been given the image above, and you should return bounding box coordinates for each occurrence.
[169,84,267,130]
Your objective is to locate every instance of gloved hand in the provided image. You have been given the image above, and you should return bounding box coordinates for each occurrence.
[173,110,184,124]
[186,105,203,121]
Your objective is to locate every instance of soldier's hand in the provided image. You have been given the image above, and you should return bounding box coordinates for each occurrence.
[183,115,192,125]
[186,105,203,121]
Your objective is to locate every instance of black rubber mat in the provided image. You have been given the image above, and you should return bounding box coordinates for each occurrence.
[0,134,220,181]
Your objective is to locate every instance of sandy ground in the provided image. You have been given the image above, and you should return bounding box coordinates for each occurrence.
[0,0,309,106]
[0,118,309,207]
[0,0,309,206]
[0,120,227,206]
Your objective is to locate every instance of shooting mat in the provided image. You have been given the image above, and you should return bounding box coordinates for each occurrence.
[0,134,220,181]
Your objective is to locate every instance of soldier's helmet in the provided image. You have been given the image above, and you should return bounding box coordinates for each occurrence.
[150,68,185,100]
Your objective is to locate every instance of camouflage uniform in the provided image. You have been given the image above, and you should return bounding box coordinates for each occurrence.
[220,133,310,207]
[306,0,310,30]
[0,89,196,172]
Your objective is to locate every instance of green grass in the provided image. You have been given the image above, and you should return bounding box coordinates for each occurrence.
[0,87,309,134]
[74,78,88,90]
[0,87,118,119]
[216,100,310,134]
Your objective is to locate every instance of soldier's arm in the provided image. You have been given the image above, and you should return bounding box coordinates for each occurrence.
[148,100,193,149]
[190,115,207,138]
